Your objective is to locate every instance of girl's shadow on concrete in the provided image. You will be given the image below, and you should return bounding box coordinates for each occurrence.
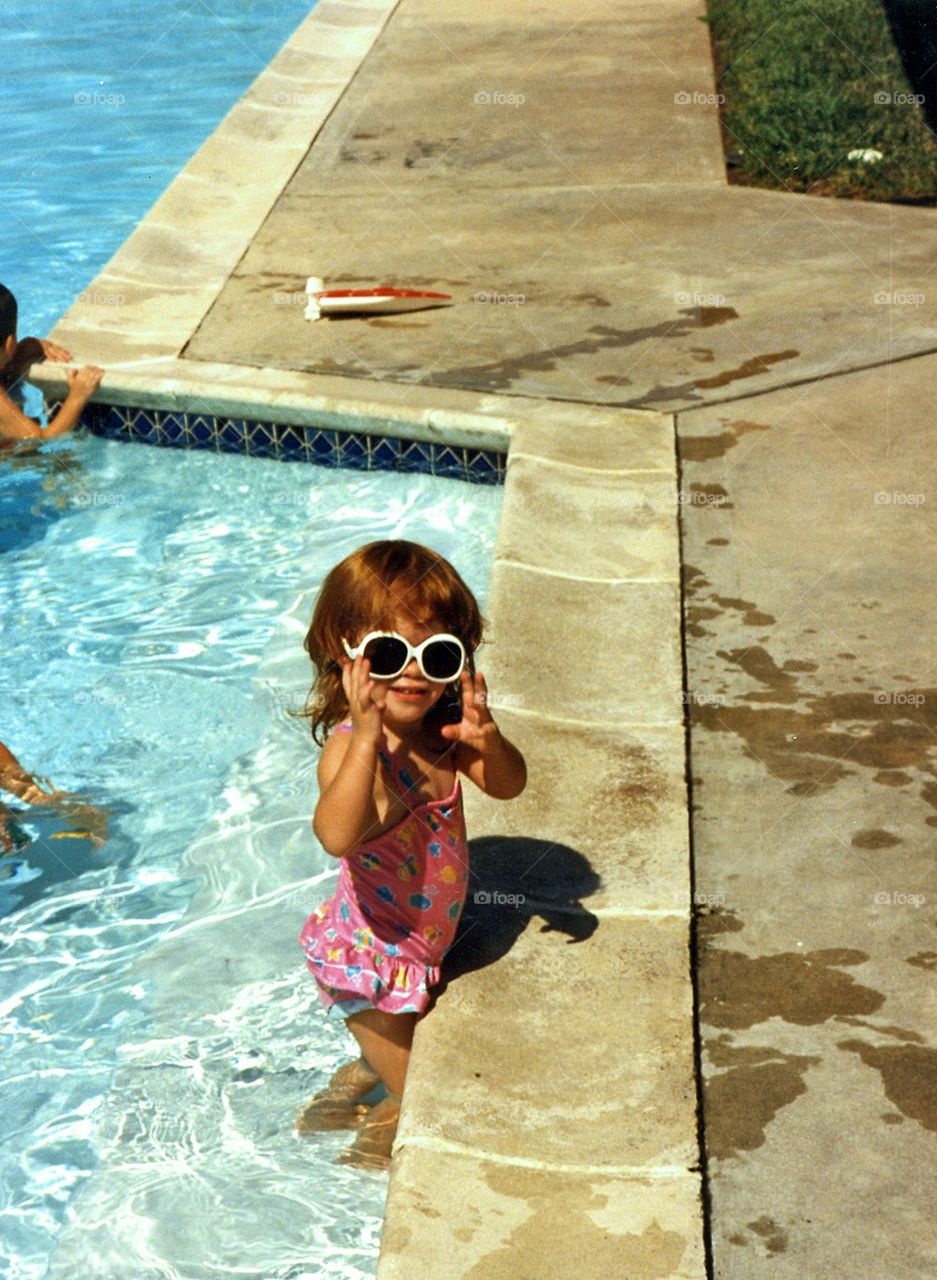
[429,836,600,1006]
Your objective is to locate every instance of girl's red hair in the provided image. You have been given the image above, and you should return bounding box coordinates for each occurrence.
[301,540,485,745]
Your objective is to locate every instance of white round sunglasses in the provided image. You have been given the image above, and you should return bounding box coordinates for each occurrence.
[341,631,467,682]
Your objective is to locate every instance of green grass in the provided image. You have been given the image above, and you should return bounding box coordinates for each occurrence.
[704,0,937,201]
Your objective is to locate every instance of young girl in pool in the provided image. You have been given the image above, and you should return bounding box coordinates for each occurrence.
[297,539,526,1169]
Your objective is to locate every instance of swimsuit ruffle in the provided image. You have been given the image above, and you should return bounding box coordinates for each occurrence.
[301,933,441,1013]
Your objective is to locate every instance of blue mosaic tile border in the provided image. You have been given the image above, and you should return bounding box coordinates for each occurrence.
[74,402,505,485]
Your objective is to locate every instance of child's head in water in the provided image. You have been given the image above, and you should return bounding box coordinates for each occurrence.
[0,285,17,349]
[303,540,485,746]
[0,284,25,378]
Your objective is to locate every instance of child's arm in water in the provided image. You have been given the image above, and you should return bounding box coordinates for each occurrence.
[442,669,527,800]
[0,364,103,442]
[312,654,385,858]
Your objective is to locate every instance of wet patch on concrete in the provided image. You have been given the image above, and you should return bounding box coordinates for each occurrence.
[920,781,937,822]
[679,417,770,462]
[698,912,883,1029]
[475,1167,689,1279]
[698,307,739,327]
[568,292,611,307]
[704,1045,818,1159]
[837,1040,937,1134]
[691,685,937,797]
[340,142,390,164]
[874,770,914,786]
[708,596,777,628]
[629,350,797,409]
[694,350,800,390]
[402,137,462,168]
[851,829,903,849]
[834,1016,925,1044]
[315,354,422,378]
[746,1216,789,1254]
[684,560,781,638]
[420,306,739,396]
[716,646,799,701]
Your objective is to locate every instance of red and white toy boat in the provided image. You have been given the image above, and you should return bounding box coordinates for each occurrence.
[304,276,453,320]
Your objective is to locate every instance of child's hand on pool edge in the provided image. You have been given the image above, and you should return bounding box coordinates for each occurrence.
[39,339,72,362]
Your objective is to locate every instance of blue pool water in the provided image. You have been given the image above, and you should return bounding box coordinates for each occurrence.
[1,436,501,1279]
[4,0,315,338]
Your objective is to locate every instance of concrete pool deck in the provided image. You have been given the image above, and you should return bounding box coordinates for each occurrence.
[33,0,937,1275]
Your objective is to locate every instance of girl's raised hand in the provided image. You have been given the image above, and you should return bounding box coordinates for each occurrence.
[341,655,386,742]
[439,670,501,753]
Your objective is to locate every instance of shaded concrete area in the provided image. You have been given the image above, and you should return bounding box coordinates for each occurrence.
[677,355,937,1278]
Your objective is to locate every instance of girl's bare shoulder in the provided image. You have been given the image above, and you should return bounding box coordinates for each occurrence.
[316,724,354,789]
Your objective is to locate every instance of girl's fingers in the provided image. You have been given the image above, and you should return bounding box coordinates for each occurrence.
[472,670,493,721]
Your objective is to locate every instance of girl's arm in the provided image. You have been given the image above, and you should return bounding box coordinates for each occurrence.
[313,730,383,858]
[312,655,388,858]
[442,670,527,800]
[455,729,526,799]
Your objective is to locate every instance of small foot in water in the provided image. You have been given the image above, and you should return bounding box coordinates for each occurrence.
[335,1096,400,1171]
[296,1057,382,1133]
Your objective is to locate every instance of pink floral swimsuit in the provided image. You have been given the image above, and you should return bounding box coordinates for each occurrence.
[299,722,469,1017]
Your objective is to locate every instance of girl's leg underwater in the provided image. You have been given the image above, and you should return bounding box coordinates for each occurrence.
[296,1055,382,1133]
[336,1009,417,1170]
